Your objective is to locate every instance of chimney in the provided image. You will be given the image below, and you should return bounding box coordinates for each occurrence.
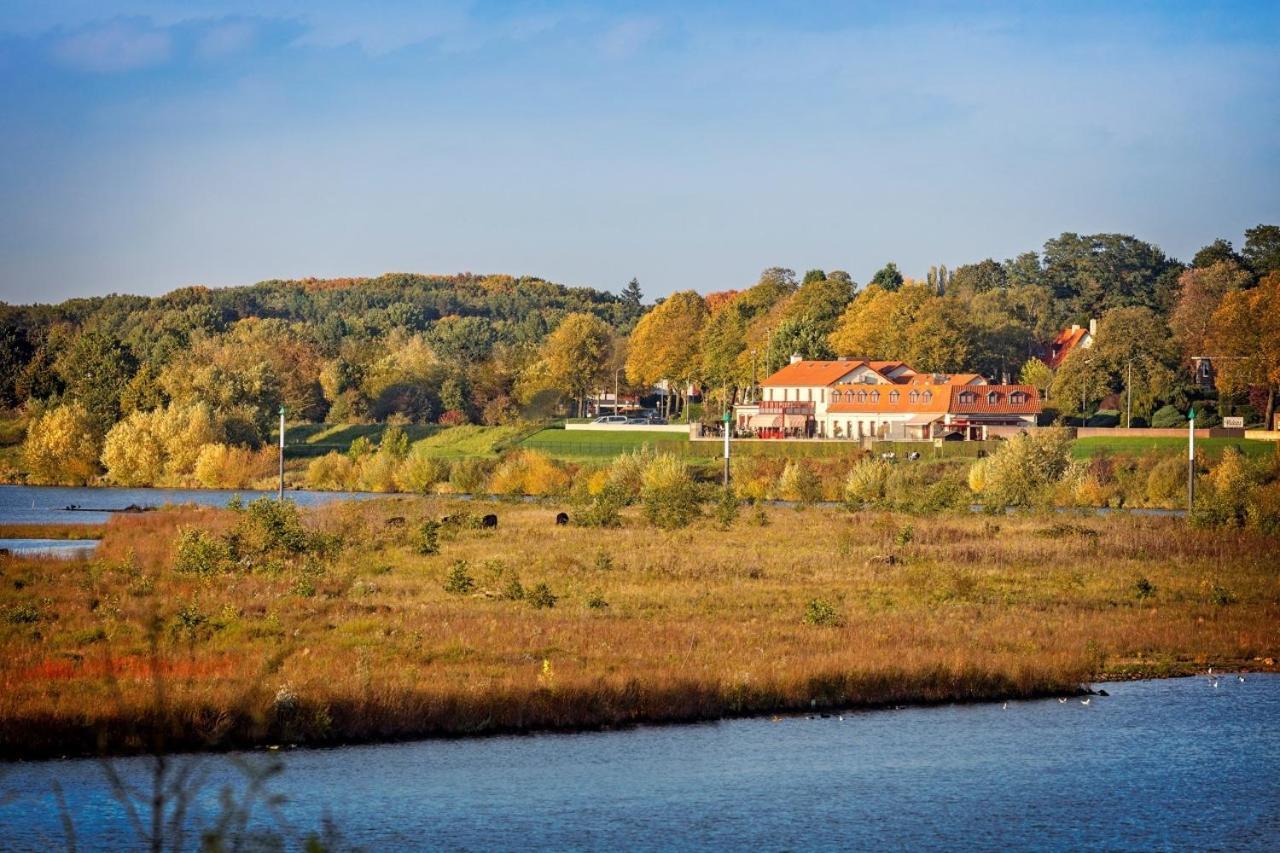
[1088,318,1098,337]
[789,353,803,365]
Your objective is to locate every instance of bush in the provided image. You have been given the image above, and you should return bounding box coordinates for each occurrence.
[443,560,475,595]
[1246,480,1280,535]
[414,520,440,555]
[585,591,609,610]
[803,598,842,627]
[572,484,625,528]
[1150,405,1186,429]
[449,458,493,495]
[500,576,525,601]
[22,403,101,486]
[1133,576,1156,600]
[1086,409,1120,428]
[527,582,558,609]
[1192,448,1256,528]
[173,528,232,576]
[714,486,739,529]
[488,450,572,496]
[777,461,822,504]
[1145,455,1186,507]
[196,443,274,490]
[606,447,656,501]
[239,498,313,555]
[969,428,1073,508]
[844,459,890,508]
[395,447,450,494]
[640,454,701,529]
[305,451,359,491]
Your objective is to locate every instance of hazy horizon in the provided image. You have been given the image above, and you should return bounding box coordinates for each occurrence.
[2,1,1278,303]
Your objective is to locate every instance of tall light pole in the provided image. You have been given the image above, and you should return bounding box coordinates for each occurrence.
[1126,359,1133,429]
[278,405,286,501]
[614,367,623,416]
[1187,405,1196,515]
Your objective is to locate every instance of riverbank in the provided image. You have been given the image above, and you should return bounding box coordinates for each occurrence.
[2,498,1276,760]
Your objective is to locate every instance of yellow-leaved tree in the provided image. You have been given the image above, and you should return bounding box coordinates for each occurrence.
[626,291,708,417]
[1207,271,1280,428]
[23,403,102,485]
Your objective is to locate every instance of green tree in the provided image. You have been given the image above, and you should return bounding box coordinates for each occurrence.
[1019,357,1054,400]
[1040,232,1182,315]
[1243,224,1280,277]
[906,298,973,372]
[949,258,1007,295]
[1192,238,1245,270]
[427,316,496,364]
[54,331,138,431]
[870,262,904,291]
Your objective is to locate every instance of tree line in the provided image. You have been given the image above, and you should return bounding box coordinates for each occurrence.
[1,227,1278,484]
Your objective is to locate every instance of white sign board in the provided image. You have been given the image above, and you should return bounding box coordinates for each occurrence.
[1223,416,1244,428]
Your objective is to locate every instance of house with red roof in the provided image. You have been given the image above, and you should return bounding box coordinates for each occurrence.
[1045,320,1096,369]
[733,355,1040,441]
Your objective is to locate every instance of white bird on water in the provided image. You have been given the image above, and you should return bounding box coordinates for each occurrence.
[1081,698,1091,706]
[1002,702,1008,710]
[1058,698,1068,704]
[1238,675,1246,683]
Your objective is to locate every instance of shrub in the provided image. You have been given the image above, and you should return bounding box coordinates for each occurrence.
[1086,409,1120,428]
[173,528,232,576]
[527,582,558,609]
[1133,576,1156,600]
[970,428,1072,508]
[714,486,739,529]
[895,524,914,546]
[500,576,525,601]
[585,591,609,610]
[1246,480,1280,535]
[1192,448,1256,528]
[170,603,209,642]
[640,454,701,529]
[1150,405,1186,428]
[444,560,475,595]
[3,603,41,625]
[449,458,493,495]
[395,447,450,494]
[438,409,469,427]
[305,451,359,491]
[572,485,625,528]
[197,443,275,490]
[239,498,313,555]
[414,520,440,555]
[803,598,842,627]
[593,551,614,571]
[488,450,571,496]
[1145,455,1186,507]
[777,461,821,504]
[606,447,656,501]
[844,459,890,508]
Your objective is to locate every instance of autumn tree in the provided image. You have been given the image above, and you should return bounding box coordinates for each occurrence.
[1019,358,1054,401]
[1207,272,1280,428]
[539,312,613,417]
[906,298,973,372]
[1169,261,1253,362]
[1089,307,1181,420]
[23,403,101,485]
[626,291,708,417]
[827,283,930,360]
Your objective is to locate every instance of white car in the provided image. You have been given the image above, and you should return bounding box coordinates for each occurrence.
[593,415,629,424]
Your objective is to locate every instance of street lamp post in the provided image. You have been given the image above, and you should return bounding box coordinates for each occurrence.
[278,405,286,501]
[1187,405,1196,515]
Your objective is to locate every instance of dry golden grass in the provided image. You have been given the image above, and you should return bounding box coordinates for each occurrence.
[1,499,1277,758]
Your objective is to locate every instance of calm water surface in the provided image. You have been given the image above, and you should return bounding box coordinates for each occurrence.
[2,676,1277,850]
[0,484,387,525]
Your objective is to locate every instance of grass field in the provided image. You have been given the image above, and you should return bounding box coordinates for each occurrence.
[1071,436,1275,460]
[1,498,1275,758]
[520,428,690,460]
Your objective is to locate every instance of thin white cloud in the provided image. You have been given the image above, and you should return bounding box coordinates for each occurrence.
[51,19,172,72]
[597,17,662,60]
[195,19,257,59]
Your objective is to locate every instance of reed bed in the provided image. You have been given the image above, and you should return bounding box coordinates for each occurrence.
[1,499,1276,759]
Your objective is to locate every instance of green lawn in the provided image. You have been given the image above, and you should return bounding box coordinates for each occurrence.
[410,424,534,458]
[280,423,441,458]
[521,428,691,460]
[1071,435,1275,460]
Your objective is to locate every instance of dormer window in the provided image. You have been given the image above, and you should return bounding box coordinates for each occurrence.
[922,390,932,403]
[870,391,880,403]
[987,391,999,404]
[889,390,899,403]
[1010,391,1026,404]
[959,391,976,404]
[909,390,919,403]
[857,390,867,403]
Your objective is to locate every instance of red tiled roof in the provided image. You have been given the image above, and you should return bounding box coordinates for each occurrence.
[947,385,1041,414]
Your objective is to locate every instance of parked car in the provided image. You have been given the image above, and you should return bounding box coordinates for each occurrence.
[593,415,629,424]
[625,417,651,424]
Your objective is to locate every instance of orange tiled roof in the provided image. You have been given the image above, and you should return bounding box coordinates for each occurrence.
[760,360,867,387]
[1047,326,1089,369]
[904,373,984,386]
[947,385,1041,414]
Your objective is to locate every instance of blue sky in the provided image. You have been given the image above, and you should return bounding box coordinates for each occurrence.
[1,1,1278,303]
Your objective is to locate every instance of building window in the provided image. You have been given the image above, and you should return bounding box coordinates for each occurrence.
[807,388,812,402]
[922,391,932,403]
[959,391,976,404]
[783,389,789,401]
[870,391,880,403]
[820,389,825,403]
[1010,391,1025,404]
[987,391,999,404]
[857,390,867,403]
[889,390,899,403]
[1200,362,1211,379]
[909,390,919,403]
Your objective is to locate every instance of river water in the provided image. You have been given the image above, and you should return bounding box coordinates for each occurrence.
[1,676,1276,850]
